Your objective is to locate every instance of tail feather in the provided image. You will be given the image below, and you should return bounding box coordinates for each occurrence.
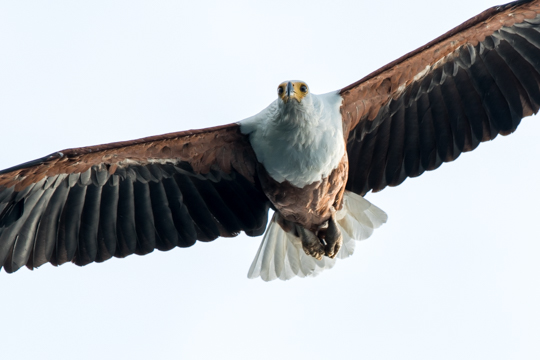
[247,191,387,281]
[272,224,285,278]
[336,219,356,260]
[260,222,280,281]
[281,234,302,279]
[247,234,265,278]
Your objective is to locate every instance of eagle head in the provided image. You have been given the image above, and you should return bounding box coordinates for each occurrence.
[277,81,309,104]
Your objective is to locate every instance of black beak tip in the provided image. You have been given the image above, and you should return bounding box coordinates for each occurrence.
[286,82,293,97]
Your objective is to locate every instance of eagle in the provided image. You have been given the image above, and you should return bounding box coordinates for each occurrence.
[0,0,539,281]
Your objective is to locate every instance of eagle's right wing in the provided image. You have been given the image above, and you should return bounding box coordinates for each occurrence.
[0,123,270,273]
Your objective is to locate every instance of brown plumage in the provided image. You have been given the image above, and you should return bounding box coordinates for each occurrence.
[0,0,539,275]
[257,152,348,233]
[0,123,255,190]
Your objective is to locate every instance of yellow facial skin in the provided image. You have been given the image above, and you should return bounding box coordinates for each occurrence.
[277,81,309,103]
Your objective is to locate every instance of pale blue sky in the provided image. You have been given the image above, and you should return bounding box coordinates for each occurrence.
[1,1,539,359]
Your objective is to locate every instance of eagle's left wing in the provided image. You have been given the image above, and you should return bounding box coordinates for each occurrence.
[341,0,540,195]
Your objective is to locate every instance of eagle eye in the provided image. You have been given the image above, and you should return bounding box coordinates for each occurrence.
[300,85,308,93]
[278,87,284,95]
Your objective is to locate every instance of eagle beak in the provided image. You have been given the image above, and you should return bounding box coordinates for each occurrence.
[286,81,294,98]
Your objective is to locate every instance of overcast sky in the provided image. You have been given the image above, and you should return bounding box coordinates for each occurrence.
[1,1,539,359]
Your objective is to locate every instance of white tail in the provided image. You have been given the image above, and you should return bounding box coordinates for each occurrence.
[247,191,387,281]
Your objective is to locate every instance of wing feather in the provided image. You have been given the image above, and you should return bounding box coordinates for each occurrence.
[75,183,102,266]
[96,177,119,262]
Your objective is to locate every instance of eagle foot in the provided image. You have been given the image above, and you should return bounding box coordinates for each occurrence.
[323,215,342,259]
[296,225,325,260]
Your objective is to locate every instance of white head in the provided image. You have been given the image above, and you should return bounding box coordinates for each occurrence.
[275,80,315,123]
[277,80,311,104]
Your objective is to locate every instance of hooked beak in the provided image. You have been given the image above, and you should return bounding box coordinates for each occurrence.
[286,81,294,98]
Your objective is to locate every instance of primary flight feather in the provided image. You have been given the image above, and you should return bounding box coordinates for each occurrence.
[0,0,538,280]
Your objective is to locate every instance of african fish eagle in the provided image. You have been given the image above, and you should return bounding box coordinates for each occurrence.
[0,0,538,280]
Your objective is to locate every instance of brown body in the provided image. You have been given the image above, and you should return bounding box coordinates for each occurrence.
[258,152,348,233]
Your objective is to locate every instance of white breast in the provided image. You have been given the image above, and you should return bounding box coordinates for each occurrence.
[239,91,344,188]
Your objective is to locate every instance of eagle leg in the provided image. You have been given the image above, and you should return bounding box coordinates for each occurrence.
[296,225,325,260]
[323,214,342,259]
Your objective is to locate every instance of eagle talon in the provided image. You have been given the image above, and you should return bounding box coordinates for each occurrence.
[297,225,325,260]
[324,215,342,259]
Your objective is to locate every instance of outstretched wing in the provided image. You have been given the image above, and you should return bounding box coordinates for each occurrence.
[341,0,540,195]
[0,123,270,273]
